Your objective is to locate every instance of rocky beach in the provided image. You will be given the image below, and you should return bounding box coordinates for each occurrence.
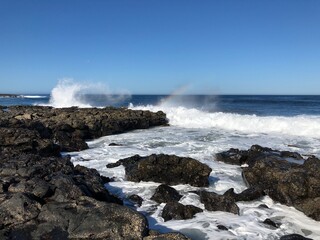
[0,105,319,239]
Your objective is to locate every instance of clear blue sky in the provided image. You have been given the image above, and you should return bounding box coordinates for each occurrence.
[0,0,319,94]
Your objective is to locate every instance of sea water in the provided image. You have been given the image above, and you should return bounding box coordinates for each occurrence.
[1,83,320,239]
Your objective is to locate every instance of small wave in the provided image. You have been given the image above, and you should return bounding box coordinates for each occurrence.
[129,104,320,138]
[21,95,47,99]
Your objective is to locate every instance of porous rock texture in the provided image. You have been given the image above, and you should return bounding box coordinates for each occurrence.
[107,154,212,187]
[216,145,320,221]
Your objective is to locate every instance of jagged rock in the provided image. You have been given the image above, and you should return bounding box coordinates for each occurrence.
[151,184,182,203]
[107,154,212,187]
[215,144,303,166]
[217,145,320,221]
[198,190,239,215]
[162,201,203,221]
[243,156,320,220]
[2,197,149,240]
[0,106,170,239]
[0,106,168,154]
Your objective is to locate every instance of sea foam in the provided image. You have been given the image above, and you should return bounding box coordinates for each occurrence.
[129,104,320,138]
[47,79,130,108]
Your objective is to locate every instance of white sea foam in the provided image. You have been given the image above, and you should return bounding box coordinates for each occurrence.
[70,125,320,240]
[129,104,320,138]
[21,95,47,99]
[67,95,320,239]
[47,78,130,108]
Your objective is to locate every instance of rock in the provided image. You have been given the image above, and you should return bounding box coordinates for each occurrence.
[0,106,171,239]
[223,187,265,202]
[108,154,212,187]
[243,155,320,220]
[217,145,320,221]
[0,106,168,155]
[0,193,41,227]
[109,143,123,146]
[217,225,228,231]
[263,218,280,228]
[151,184,182,203]
[4,197,149,239]
[279,234,312,240]
[128,194,144,207]
[215,144,302,166]
[144,232,191,240]
[198,190,239,215]
[162,201,203,221]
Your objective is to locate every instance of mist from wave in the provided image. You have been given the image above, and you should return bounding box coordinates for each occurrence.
[129,95,320,138]
[47,79,131,108]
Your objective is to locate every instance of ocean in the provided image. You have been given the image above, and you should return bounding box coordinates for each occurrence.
[1,90,320,239]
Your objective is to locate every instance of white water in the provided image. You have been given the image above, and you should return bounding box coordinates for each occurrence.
[129,104,320,139]
[21,95,47,98]
[50,83,320,239]
[69,103,320,240]
[47,79,130,108]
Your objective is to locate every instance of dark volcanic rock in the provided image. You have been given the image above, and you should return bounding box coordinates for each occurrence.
[263,218,280,229]
[198,190,239,215]
[151,184,182,203]
[215,144,303,166]
[0,106,168,154]
[161,201,203,221]
[217,145,320,221]
[217,225,228,231]
[223,187,265,202]
[0,106,171,239]
[280,234,312,240]
[128,194,144,207]
[243,156,320,220]
[144,232,191,240]
[2,197,148,240]
[108,154,212,187]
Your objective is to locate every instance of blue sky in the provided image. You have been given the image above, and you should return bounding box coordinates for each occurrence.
[0,0,319,94]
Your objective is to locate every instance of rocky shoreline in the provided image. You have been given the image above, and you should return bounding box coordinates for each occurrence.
[0,106,318,239]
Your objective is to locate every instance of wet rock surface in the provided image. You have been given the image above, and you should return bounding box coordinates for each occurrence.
[107,154,212,187]
[197,190,240,215]
[0,106,171,239]
[151,184,182,203]
[0,106,168,154]
[217,145,320,221]
[161,201,203,221]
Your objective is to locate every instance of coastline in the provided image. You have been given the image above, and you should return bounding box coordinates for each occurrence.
[0,105,318,239]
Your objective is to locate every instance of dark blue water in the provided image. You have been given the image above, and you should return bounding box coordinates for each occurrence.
[1,94,320,117]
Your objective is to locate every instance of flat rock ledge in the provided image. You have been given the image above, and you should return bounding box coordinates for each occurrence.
[216,145,320,221]
[0,105,168,154]
[107,154,212,187]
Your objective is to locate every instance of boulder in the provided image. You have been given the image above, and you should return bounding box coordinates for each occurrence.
[151,184,182,203]
[218,145,320,221]
[161,201,203,221]
[243,156,320,220]
[198,190,239,215]
[107,154,212,187]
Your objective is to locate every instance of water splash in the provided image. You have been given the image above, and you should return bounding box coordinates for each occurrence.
[48,78,130,108]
